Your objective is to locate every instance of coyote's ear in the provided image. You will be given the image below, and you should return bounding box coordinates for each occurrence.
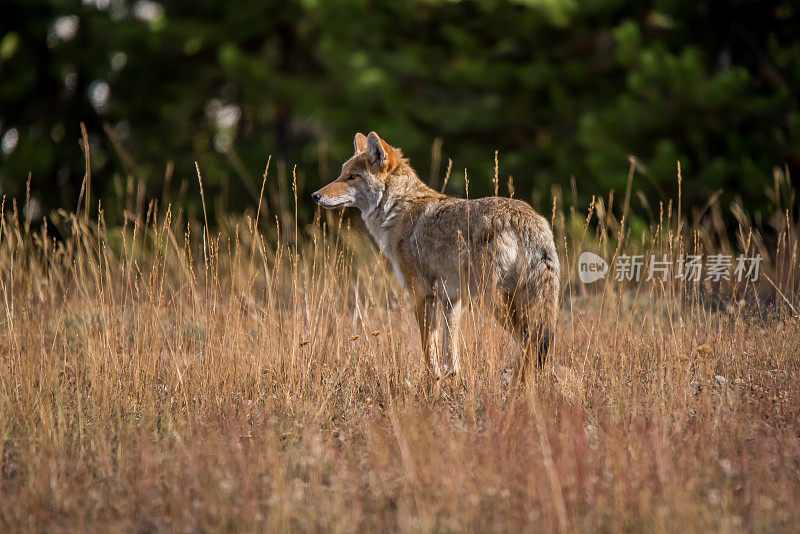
[354,132,367,153]
[366,131,387,169]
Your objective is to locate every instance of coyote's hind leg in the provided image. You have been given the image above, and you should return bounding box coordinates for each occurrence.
[493,291,551,387]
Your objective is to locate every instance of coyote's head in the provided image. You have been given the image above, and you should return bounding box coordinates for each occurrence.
[312,131,399,214]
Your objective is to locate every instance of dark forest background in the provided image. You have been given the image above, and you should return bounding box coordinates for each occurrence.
[1,0,799,226]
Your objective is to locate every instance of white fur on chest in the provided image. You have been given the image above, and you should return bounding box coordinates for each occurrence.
[362,213,406,288]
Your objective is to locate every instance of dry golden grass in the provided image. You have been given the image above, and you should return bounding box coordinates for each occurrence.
[1,164,799,532]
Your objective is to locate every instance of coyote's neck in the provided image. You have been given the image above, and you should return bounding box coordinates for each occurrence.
[361,170,437,255]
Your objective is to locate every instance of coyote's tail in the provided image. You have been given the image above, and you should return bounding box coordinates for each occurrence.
[532,245,560,366]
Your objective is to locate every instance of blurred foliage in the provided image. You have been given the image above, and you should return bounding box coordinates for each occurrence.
[1,0,799,225]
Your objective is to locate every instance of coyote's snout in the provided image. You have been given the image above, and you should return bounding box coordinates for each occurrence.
[313,132,560,385]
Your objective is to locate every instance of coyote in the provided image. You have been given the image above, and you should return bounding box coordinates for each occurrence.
[312,132,560,385]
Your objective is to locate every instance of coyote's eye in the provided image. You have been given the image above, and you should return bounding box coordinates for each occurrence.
[348,174,359,181]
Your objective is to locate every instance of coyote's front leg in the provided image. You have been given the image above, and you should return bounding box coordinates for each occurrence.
[439,298,462,378]
[414,294,438,384]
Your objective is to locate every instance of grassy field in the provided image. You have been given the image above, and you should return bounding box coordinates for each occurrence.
[1,165,799,532]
